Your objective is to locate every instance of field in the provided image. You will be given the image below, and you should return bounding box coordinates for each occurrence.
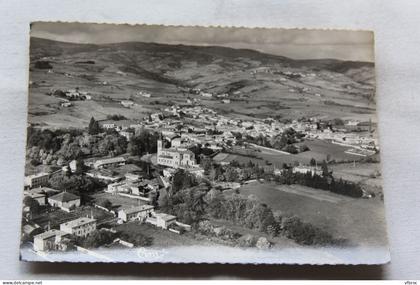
[329,162,382,187]
[226,139,366,169]
[91,191,147,211]
[294,139,366,162]
[236,182,388,247]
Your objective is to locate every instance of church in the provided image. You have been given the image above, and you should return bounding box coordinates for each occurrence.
[157,136,197,169]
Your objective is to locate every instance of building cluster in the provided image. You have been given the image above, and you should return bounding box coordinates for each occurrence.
[106,172,162,202]
[33,216,97,252]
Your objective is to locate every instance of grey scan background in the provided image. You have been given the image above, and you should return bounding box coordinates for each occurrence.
[0,0,420,280]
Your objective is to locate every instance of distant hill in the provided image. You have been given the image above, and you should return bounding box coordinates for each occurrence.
[28,37,376,128]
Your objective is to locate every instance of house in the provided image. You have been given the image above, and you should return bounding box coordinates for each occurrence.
[125,173,141,182]
[121,100,134,108]
[147,213,177,229]
[24,172,49,188]
[22,223,43,239]
[163,168,177,178]
[33,229,70,252]
[93,157,126,169]
[60,217,96,237]
[221,99,231,104]
[61,102,72,107]
[48,192,81,212]
[24,191,46,206]
[138,91,151,98]
[69,159,78,172]
[101,122,116,130]
[200,92,213,98]
[107,181,130,194]
[292,165,322,176]
[118,205,154,222]
[119,130,134,141]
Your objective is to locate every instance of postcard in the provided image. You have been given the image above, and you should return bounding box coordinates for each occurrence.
[20,22,389,264]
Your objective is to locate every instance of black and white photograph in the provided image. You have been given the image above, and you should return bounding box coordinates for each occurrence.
[20,22,389,264]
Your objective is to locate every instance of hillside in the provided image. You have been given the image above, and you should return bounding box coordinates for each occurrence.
[28,37,376,129]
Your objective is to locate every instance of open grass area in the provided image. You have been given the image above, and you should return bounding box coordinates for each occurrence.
[91,191,146,211]
[236,182,388,247]
[329,162,382,187]
[295,139,366,162]
[236,139,364,169]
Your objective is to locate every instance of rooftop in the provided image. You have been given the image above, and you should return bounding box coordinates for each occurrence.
[95,157,126,165]
[122,205,154,215]
[34,229,69,240]
[48,191,80,202]
[24,192,46,199]
[26,172,49,178]
[155,212,177,221]
[29,187,60,195]
[60,217,96,229]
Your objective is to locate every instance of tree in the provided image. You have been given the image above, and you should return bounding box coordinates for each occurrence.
[97,199,112,210]
[299,144,310,152]
[224,167,239,182]
[172,169,197,193]
[200,157,213,175]
[321,160,330,177]
[88,117,101,135]
[79,230,116,248]
[310,158,316,166]
[23,196,40,215]
[283,144,298,154]
[74,158,86,174]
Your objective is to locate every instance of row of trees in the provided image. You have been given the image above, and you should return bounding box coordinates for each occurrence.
[277,168,364,198]
[202,157,362,198]
[201,158,267,183]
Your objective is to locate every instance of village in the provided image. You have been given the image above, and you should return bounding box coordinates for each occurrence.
[21,93,383,259]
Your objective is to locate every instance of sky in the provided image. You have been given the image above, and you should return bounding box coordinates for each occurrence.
[30,22,375,62]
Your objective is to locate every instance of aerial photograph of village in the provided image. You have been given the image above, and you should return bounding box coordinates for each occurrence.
[20,23,388,264]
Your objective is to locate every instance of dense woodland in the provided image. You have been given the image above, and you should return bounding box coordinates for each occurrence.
[26,118,159,167]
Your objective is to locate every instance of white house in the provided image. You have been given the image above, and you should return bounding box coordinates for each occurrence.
[121,100,135,108]
[24,172,49,188]
[118,205,154,222]
[60,217,96,237]
[146,212,177,229]
[33,229,70,252]
[48,192,81,212]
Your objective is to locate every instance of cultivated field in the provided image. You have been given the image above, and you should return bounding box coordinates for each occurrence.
[237,182,388,247]
[329,162,382,187]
